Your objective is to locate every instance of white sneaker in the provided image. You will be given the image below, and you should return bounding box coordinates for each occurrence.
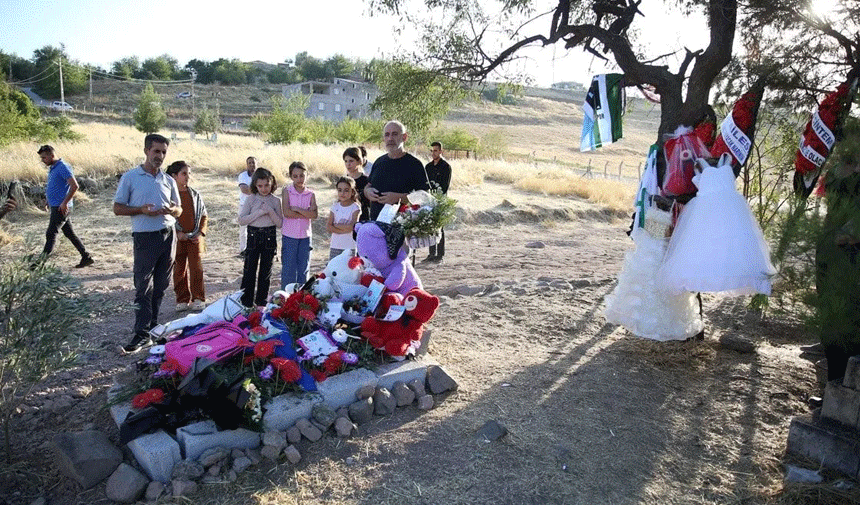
[190,300,206,311]
[176,302,189,312]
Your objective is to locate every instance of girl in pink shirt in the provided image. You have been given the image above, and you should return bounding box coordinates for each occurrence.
[281,161,317,287]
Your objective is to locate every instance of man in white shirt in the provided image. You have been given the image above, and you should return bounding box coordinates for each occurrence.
[237,156,257,256]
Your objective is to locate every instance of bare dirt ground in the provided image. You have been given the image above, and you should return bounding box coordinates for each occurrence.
[0,171,849,505]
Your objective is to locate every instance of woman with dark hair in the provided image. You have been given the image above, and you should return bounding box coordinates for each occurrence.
[166,161,208,312]
[344,147,370,221]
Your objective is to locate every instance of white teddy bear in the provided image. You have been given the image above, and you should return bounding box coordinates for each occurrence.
[312,249,367,301]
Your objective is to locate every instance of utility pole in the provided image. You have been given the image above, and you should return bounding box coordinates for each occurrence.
[190,68,197,117]
[58,59,65,113]
[89,67,92,101]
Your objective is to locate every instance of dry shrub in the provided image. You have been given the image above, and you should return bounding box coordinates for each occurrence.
[514,171,635,212]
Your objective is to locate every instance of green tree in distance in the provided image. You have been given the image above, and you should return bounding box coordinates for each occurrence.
[194,106,220,138]
[133,82,166,134]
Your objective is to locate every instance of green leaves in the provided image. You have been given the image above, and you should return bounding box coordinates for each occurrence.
[133,82,167,134]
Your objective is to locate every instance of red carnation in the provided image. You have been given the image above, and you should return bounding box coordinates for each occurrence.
[299,309,316,322]
[132,388,165,409]
[237,337,255,349]
[247,311,262,327]
[278,360,302,383]
[159,358,181,374]
[310,370,328,383]
[253,339,283,359]
[323,353,343,375]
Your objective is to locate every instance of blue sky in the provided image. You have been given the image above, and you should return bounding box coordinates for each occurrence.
[0,0,712,87]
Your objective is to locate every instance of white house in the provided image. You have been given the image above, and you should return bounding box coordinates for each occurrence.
[281,78,378,121]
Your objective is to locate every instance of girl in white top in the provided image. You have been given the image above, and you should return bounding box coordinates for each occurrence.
[326,176,361,260]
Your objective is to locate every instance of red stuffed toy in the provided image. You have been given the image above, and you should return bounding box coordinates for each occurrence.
[360,288,440,357]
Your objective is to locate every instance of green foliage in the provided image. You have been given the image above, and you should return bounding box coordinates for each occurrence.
[213,59,250,85]
[267,66,301,85]
[194,107,220,137]
[298,117,335,144]
[483,82,523,105]
[252,94,309,144]
[476,129,509,159]
[334,117,381,144]
[0,80,82,147]
[133,82,166,134]
[371,60,469,138]
[140,54,179,80]
[31,45,87,99]
[111,56,140,78]
[0,258,99,461]
[430,127,478,151]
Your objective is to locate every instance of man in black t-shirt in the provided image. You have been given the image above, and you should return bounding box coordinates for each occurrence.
[364,120,429,220]
[423,141,452,262]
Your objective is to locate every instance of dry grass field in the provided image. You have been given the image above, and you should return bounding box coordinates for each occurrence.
[0,89,854,505]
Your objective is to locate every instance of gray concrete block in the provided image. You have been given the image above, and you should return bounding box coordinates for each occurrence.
[180,427,260,461]
[787,414,860,478]
[375,356,438,390]
[844,356,860,390]
[262,392,322,431]
[821,381,860,429]
[52,430,123,489]
[176,420,218,454]
[106,385,132,428]
[127,430,181,483]
[316,368,378,409]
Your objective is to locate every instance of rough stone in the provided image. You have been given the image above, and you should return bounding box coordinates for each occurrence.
[172,479,199,498]
[718,334,757,354]
[262,431,288,451]
[171,460,204,481]
[231,448,245,460]
[525,241,546,248]
[296,418,323,441]
[233,456,253,474]
[335,417,357,438]
[287,426,302,444]
[227,470,238,482]
[105,463,148,504]
[127,430,182,483]
[207,464,222,476]
[336,406,349,419]
[262,392,322,431]
[284,445,302,465]
[373,387,397,415]
[406,378,426,397]
[197,447,228,468]
[821,381,860,428]
[349,398,374,424]
[476,420,509,442]
[52,430,123,489]
[245,448,262,465]
[426,365,459,394]
[416,394,434,410]
[28,498,45,505]
[145,481,165,501]
[355,384,375,400]
[317,368,378,409]
[312,403,338,430]
[261,445,282,461]
[391,381,416,406]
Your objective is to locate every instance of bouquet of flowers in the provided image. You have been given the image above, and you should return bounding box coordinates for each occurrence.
[393,189,456,248]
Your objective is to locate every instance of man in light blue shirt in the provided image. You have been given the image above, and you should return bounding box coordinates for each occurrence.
[114,133,182,353]
[37,145,93,267]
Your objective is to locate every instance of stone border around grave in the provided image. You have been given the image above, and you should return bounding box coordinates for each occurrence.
[87,357,458,502]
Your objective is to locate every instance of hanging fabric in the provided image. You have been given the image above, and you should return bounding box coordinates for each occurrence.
[793,72,859,199]
[580,73,625,152]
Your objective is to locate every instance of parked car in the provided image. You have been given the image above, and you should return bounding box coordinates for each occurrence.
[50,101,73,111]
[176,91,192,98]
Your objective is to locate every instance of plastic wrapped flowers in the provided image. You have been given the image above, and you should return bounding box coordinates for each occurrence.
[394,190,456,248]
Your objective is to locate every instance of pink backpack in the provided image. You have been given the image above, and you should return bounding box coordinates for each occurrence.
[164,316,249,375]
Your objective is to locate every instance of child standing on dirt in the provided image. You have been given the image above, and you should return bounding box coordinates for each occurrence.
[327,176,361,260]
[167,161,208,312]
[238,168,282,308]
[281,161,318,287]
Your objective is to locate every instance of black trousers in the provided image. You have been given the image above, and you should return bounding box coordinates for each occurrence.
[429,228,445,257]
[43,206,88,258]
[241,226,277,307]
[133,228,175,336]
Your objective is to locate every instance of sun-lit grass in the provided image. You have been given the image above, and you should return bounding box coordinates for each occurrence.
[0,121,634,212]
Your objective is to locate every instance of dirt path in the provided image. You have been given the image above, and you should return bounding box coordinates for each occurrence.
[0,175,828,504]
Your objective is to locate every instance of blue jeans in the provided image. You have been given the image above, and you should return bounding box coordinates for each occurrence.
[281,236,310,288]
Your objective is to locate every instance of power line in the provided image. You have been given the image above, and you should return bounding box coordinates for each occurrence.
[8,67,60,86]
[89,68,193,85]
[7,65,58,85]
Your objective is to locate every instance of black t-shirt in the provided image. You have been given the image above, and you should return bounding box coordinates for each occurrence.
[353,173,370,221]
[367,153,429,220]
[425,159,452,194]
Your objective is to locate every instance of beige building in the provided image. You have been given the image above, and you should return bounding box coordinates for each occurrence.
[281,78,378,121]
